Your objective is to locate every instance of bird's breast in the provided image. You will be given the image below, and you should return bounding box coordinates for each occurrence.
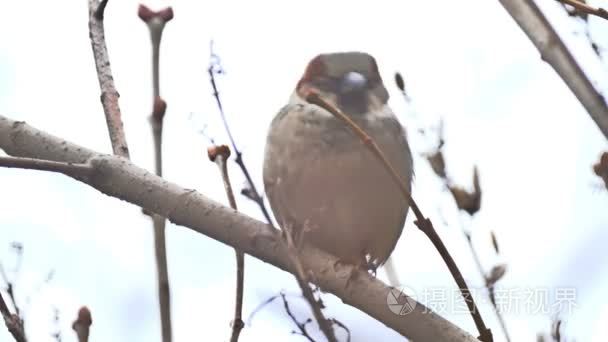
[264,103,413,267]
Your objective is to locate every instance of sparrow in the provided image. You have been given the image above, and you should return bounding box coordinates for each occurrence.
[263,52,413,271]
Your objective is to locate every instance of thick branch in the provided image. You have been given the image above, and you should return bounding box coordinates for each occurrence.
[498,0,608,139]
[0,114,479,342]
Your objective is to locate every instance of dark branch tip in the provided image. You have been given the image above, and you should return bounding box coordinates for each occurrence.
[207,144,231,162]
[137,4,154,21]
[138,4,174,22]
[72,306,92,329]
[394,72,405,92]
[94,0,109,20]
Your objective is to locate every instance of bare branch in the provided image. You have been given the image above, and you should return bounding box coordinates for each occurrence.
[463,231,511,342]
[0,292,26,342]
[0,113,480,341]
[280,292,314,341]
[87,0,130,158]
[329,318,351,342]
[404,101,511,342]
[208,145,245,342]
[207,52,274,226]
[0,254,22,321]
[0,156,92,178]
[139,6,175,342]
[138,5,174,100]
[498,0,608,139]
[150,214,171,342]
[558,0,608,21]
[246,294,279,326]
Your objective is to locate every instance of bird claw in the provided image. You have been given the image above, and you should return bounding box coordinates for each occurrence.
[332,258,374,289]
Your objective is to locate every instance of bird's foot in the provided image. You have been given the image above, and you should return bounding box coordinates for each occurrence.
[332,258,371,289]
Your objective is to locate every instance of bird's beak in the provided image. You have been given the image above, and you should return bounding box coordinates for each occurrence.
[340,71,367,94]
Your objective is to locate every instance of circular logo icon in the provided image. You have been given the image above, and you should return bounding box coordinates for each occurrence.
[386,286,417,315]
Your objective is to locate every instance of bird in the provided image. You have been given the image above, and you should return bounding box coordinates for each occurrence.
[263,52,413,272]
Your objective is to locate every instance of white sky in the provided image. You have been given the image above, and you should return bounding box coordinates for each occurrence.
[1,0,607,341]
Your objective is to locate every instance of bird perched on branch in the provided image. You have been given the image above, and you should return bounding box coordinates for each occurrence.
[263,52,413,272]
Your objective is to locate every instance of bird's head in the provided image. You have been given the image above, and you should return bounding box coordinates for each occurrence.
[295,52,389,116]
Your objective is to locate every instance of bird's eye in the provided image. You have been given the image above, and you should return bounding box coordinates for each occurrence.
[342,72,367,88]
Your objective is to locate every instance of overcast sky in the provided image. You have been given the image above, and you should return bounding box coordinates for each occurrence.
[1,0,608,341]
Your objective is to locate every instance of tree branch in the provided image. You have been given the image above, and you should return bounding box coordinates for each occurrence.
[280,292,314,341]
[0,114,479,341]
[0,156,92,178]
[87,0,130,158]
[208,145,245,342]
[207,55,274,226]
[558,0,608,21]
[0,292,26,342]
[498,0,608,140]
[139,7,175,341]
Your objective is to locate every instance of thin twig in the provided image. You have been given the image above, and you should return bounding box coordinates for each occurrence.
[246,294,279,326]
[0,264,19,319]
[139,6,174,342]
[558,0,608,20]
[0,250,24,332]
[207,53,336,342]
[464,230,511,342]
[499,0,608,140]
[208,145,245,342]
[557,1,603,57]
[280,292,314,341]
[282,226,336,342]
[87,0,130,158]
[207,55,274,226]
[398,72,510,341]
[329,318,351,342]
[0,292,26,342]
[306,91,492,342]
[151,215,171,342]
[0,156,91,178]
